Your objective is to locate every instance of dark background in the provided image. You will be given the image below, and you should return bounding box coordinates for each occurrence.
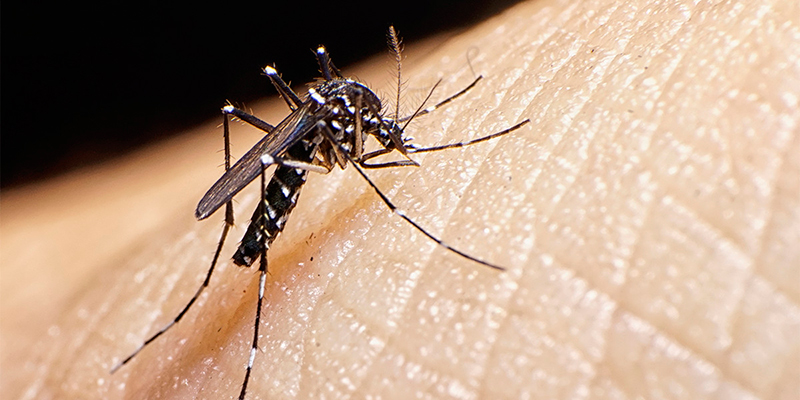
[3,1,521,188]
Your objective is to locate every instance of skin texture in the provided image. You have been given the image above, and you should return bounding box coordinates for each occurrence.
[2,0,799,399]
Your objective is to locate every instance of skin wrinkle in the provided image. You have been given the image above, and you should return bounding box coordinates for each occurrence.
[754,132,797,299]
[2,0,798,399]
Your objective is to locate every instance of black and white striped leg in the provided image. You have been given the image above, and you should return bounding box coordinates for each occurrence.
[263,66,302,110]
[223,105,276,134]
[397,76,483,123]
[408,119,531,154]
[238,154,271,400]
[221,105,336,176]
[314,120,505,271]
[360,149,420,169]
[260,152,330,175]
[315,46,343,80]
[111,111,237,374]
[359,119,531,169]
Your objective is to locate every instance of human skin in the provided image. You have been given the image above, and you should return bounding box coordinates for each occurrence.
[2,0,798,399]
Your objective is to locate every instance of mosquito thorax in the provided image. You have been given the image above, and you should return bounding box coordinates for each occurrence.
[311,79,381,110]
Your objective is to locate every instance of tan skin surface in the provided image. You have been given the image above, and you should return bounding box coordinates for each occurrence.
[2,0,799,399]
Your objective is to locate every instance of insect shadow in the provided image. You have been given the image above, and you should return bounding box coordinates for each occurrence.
[111,26,529,399]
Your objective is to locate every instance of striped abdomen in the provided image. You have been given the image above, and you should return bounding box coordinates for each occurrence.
[232,139,318,266]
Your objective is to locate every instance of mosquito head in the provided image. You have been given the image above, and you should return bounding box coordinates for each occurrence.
[385,118,404,138]
[367,116,407,151]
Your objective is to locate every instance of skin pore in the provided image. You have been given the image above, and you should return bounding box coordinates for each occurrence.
[2,0,798,398]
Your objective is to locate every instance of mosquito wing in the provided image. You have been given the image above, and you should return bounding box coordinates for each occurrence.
[195,102,329,220]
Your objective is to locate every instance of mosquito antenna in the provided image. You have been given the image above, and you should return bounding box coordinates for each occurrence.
[111,110,237,375]
[388,26,403,123]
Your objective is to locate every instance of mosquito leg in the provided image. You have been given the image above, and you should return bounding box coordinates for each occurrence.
[360,120,530,168]
[352,160,505,270]
[408,119,531,154]
[263,66,302,110]
[111,111,237,374]
[261,152,330,175]
[360,148,392,163]
[397,76,483,123]
[195,106,281,220]
[360,144,413,167]
[315,46,343,80]
[238,154,271,400]
[223,105,276,134]
[361,157,419,169]
[315,120,505,271]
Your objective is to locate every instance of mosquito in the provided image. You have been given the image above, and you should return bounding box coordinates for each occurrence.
[111,26,530,399]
